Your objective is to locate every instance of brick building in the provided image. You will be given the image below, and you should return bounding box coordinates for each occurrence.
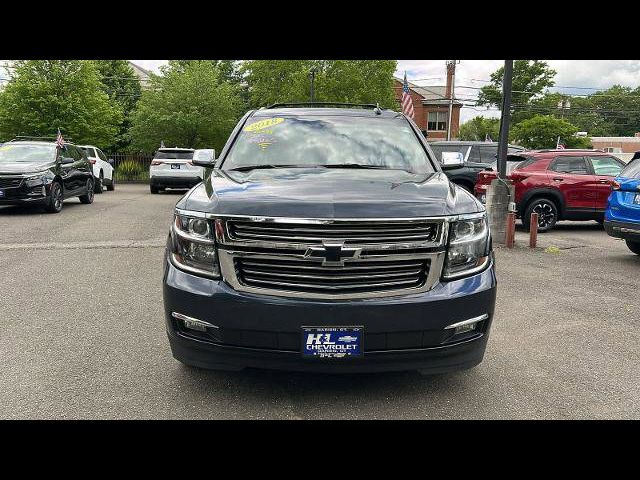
[393,66,462,140]
[590,134,640,153]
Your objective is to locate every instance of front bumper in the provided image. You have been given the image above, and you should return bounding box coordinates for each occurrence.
[163,257,497,374]
[604,219,640,242]
[0,183,49,205]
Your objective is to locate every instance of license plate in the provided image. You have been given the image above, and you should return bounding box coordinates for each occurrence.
[634,194,640,205]
[171,164,181,170]
[302,327,362,358]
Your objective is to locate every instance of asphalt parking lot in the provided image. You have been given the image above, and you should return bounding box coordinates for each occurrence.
[1,183,638,419]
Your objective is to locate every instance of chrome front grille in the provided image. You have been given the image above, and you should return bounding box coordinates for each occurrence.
[235,257,430,295]
[206,214,449,300]
[227,220,439,244]
[0,176,23,188]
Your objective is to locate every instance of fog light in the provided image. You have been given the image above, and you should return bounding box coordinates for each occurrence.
[454,323,476,335]
[172,312,217,332]
[445,314,488,335]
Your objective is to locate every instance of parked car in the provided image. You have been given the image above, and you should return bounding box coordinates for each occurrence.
[429,141,525,192]
[604,157,640,255]
[0,139,94,213]
[79,145,115,193]
[163,104,496,374]
[149,147,202,194]
[475,154,532,204]
[474,149,626,232]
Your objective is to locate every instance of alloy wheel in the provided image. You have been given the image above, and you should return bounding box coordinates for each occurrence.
[532,201,555,229]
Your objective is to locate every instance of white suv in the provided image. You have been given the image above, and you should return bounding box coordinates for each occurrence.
[149,148,204,194]
[79,145,115,193]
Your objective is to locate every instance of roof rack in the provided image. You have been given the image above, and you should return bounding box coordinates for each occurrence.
[9,135,73,142]
[266,102,383,111]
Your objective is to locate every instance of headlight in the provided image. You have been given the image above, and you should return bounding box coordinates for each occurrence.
[443,214,491,280]
[24,173,47,186]
[169,213,220,278]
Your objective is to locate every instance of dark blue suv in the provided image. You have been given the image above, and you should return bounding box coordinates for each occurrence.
[162,104,497,374]
[604,158,640,255]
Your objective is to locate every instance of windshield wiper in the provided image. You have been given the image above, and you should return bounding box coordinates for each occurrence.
[228,164,313,172]
[323,164,414,173]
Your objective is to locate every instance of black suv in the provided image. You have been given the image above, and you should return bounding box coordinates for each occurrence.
[0,139,95,213]
[429,141,525,192]
[163,104,497,374]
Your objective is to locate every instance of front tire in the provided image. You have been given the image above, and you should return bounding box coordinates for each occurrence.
[150,184,159,194]
[106,176,115,191]
[523,198,558,232]
[44,181,63,213]
[79,178,95,204]
[626,240,640,255]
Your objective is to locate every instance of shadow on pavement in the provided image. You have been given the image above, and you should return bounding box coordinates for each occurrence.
[0,201,84,216]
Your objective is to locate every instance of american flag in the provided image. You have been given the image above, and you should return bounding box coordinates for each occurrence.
[56,128,65,149]
[401,72,414,119]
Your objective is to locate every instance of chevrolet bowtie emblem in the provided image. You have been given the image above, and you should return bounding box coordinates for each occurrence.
[305,242,361,266]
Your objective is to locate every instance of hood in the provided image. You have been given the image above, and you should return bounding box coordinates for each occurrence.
[177,168,482,218]
[0,162,54,175]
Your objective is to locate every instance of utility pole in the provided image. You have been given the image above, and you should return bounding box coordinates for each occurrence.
[497,59,513,179]
[446,60,459,141]
[486,60,515,245]
[309,67,317,102]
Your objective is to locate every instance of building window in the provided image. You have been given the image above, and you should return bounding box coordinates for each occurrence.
[427,111,447,131]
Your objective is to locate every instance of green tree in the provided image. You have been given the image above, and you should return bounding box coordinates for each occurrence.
[94,60,142,151]
[129,61,242,152]
[241,60,398,109]
[459,116,500,141]
[0,60,122,145]
[510,115,592,149]
[477,60,556,123]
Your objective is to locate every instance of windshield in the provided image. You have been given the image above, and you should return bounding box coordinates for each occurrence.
[0,144,56,163]
[620,158,640,179]
[222,115,435,174]
[155,150,194,160]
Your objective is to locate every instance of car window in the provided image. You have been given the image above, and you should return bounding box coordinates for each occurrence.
[589,156,623,177]
[467,146,482,163]
[223,115,436,174]
[82,147,96,158]
[479,145,498,163]
[550,156,589,175]
[620,158,640,178]
[0,143,57,163]
[155,150,194,160]
[97,149,108,161]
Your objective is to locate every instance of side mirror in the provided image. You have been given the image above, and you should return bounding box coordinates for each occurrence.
[60,157,74,165]
[440,151,464,169]
[108,159,114,165]
[192,149,216,167]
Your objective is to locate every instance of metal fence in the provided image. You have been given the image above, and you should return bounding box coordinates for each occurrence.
[108,153,153,182]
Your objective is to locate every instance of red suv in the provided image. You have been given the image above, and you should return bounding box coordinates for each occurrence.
[475,149,626,232]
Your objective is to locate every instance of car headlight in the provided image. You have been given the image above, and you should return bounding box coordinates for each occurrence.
[443,213,491,280]
[169,213,220,278]
[24,173,48,186]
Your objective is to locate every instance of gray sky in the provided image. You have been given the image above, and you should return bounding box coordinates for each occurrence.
[131,60,640,123]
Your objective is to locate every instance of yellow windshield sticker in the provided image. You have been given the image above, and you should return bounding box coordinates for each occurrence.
[243,117,285,132]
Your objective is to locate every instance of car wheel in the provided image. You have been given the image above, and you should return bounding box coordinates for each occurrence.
[79,178,95,204]
[150,185,159,194]
[94,171,104,194]
[626,240,640,255]
[106,175,115,191]
[44,181,63,213]
[523,198,558,232]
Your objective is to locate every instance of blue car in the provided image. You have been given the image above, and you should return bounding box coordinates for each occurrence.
[604,158,640,255]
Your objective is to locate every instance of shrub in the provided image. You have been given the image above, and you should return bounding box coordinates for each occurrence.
[116,160,144,180]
